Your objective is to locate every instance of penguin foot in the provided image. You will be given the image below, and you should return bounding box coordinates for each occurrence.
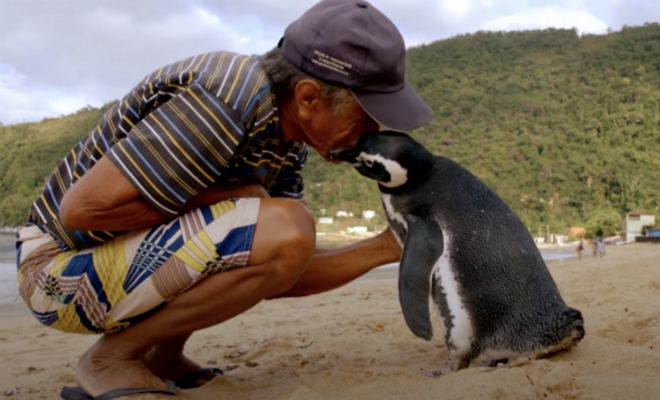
[443,354,471,373]
[473,358,509,368]
[419,355,473,377]
[505,356,534,368]
[418,369,446,378]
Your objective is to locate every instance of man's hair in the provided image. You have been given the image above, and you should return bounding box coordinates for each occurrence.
[259,47,356,115]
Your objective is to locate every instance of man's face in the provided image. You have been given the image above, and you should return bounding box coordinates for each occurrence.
[292,80,380,161]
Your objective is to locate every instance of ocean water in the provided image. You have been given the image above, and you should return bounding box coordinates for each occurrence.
[0,234,575,305]
[0,232,19,304]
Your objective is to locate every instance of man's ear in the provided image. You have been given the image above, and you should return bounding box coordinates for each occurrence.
[293,79,324,121]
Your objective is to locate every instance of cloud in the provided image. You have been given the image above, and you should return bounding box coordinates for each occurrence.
[0,0,659,124]
[0,65,92,124]
[0,66,35,123]
[198,0,498,47]
[0,0,273,124]
[482,7,609,34]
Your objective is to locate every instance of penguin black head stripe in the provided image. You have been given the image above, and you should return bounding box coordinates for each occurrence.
[330,132,434,190]
[331,130,585,376]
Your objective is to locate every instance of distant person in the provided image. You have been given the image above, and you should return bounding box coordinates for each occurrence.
[576,240,584,260]
[598,239,606,258]
[592,240,598,259]
[14,1,430,398]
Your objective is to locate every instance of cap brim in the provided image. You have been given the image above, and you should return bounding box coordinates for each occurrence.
[352,82,432,132]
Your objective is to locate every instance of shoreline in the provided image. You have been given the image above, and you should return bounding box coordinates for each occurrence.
[0,241,590,307]
[0,228,630,247]
[0,242,634,319]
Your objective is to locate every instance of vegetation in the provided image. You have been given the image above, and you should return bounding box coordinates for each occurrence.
[307,24,660,235]
[2,24,660,236]
[641,223,656,236]
[0,104,115,226]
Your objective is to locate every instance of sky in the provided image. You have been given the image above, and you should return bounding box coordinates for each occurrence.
[0,0,658,125]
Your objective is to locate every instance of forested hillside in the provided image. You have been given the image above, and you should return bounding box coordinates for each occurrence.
[306,24,660,235]
[2,24,660,235]
[0,104,112,226]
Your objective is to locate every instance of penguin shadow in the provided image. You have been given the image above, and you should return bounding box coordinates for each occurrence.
[415,310,585,378]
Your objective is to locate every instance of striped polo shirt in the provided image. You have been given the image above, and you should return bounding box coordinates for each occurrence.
[28,51,307,251]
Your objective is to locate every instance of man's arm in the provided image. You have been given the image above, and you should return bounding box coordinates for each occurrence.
[270,227,402,298]
[59,82,256,232]
[59,156,167,232]
[59,156,269,232]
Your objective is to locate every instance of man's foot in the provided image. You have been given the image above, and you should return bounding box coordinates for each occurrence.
[172,368,224,390]
[143,346,222,389]
[75,342,187,399]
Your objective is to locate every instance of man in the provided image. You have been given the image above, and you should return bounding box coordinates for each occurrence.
[16,0,432,398]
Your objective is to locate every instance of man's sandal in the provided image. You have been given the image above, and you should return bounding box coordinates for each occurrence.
[59,380,177,400]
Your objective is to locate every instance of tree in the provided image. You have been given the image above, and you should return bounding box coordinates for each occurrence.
[585,209,623,238]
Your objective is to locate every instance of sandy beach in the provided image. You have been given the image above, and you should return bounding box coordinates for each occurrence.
[1,243,659,400]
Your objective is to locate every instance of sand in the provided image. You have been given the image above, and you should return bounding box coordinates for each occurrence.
[1,243,660,400]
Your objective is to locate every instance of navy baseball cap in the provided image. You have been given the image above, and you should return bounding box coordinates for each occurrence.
[278,0,433,131]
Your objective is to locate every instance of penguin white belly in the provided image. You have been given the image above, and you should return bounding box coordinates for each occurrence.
[432,230,475,355]
[380,193,406,246]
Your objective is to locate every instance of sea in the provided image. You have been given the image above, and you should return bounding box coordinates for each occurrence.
[0,232,19,304]
[0,232,575,306]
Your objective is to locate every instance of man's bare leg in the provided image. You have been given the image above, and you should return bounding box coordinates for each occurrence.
[141,334,209,385]
[74,198,400,397]
[140,218,402,387]
[141,231,402,387]
[74,199,315,397]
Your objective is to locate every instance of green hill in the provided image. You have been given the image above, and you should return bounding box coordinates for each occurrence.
[2,24,660,236]
[0,104,111,226]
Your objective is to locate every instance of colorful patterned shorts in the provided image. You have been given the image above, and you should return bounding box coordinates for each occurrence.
[16,198,260,334]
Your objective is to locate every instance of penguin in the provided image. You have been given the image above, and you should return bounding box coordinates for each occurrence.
[329,130,585,376]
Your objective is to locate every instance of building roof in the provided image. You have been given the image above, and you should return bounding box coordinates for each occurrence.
[626,210,655,216]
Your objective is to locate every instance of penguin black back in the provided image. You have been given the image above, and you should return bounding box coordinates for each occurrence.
[330,130,584,375]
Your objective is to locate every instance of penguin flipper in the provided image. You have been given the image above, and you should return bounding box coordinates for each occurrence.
[398,214,444,341]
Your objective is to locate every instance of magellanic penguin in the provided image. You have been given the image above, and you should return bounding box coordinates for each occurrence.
[329,131,585,376]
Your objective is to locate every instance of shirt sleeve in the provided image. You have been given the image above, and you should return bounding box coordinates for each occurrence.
[104,82,245,217]
[269,144,307,201]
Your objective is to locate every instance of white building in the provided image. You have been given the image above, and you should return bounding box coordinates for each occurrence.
[362,210,376,220]
[318,217,334,224]
[622,211,656,242]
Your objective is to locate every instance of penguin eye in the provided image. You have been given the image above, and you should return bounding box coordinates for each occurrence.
[364,159,374,168]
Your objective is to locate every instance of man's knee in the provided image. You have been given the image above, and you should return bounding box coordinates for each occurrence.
[250,198,315,290]
[264,199,315,249]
